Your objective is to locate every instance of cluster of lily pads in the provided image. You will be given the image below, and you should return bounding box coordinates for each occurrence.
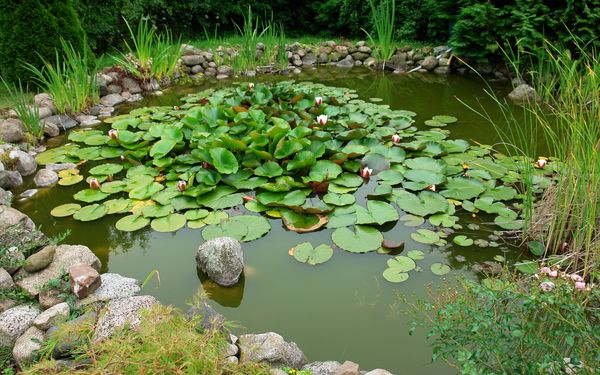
[37,81,555,283]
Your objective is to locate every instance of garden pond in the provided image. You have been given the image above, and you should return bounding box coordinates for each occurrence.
[13,67,550,374]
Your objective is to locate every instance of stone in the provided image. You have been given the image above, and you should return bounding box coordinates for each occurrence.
[12,326,44,367]
[238,332,308,369]
[122,77,142,94]
[433,45,449,56]
[33,168,58,187]
[364,57,376,68]
[48,311,97,358]
[318,52,329,64]
[45,163,77,172]
[434,66,450,75]
[38,106,53,119]
[127,94,144,102]
[76,273,140,306]
[191,65,204,74]
[106,84,122,94]
[334,45,349,58]
[334,361,360,375]
[354,60,362,66]
[7,149,36,176]
[226,356,239,365]
[223,342,238,357]
[18,189,37,199]
[217,65,233,76]
[216,74,229,80]
[75,115,101,127]
[508,84,540,104]
[204,68,216,77]
[364,369,393,375]
[140,78,160,92]
[44,114,78,131]
[94,295,158,341]
[121,91,131,100]
[182,55,205,66]
[0,299,16,314]
[43,120,60,137]
[302,53,317,65]
[0,206,42,256]
[421,56,438,71]
[196,237,244,287]
[16,245,100,297]
[0,268,14,289]
[0,187,12,205]
[302,361,342,375]
[69,264,101,299]
[54,359,93,372]
[1,247,24,274]
[101,94,125,107]
[38,289,66,310]
[336,55,354,68]
[0,304,41,347]
[0,118,24,143]
[438,57,450,67]
[351,52,370,61]
[23,246,56,273]
[292,55,303,67]
[34,93,53,108]
[186,300,225,331]
[33,302,69,331]
[357,46,372,54]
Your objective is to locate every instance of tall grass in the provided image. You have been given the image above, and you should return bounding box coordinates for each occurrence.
[363,0,396,69]
[24,39,98,114]
[0,78,42,140]
[233,7,268,72]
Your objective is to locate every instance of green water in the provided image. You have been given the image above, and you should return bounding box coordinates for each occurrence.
[14,67,530,374]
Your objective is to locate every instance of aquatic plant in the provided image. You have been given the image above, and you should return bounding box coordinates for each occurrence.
[363,0,396,69]
[37,80,543,280]
[23,39,98,114]
[0,78,42,140]
[232,7,266,72]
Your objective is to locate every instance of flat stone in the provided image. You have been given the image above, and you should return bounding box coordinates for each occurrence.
[69,264,101,299]
[94,295,159,341]
[106,84,122,94]
[122,77,142,94]
[358,46,372,54]
[0,304,41,347]
[33,168,58,187]
[38,289,66,310]
[0,187,12,205]
[196,237,244,287]
[238,332,308,369]
[182,55,205,66]
[45,163,77,172]
[76,273,140,306]
[75,115,101,127]
[0,268,14,289]
[0,118,24,143]
[8,149,37,176]
[217,65,233,76]
[334,361,360,375]
[100,94,125,107]
[33,302,69,330]
[127,94,144,102]
[19,189,38,199]
[191,65,204,74]
[12,326,44,368]
[16,245,100,297]
[336,55,354,68]
[421,56,438,71]
[45,114,78,131]
[302,361,342,375]
[216,74,229,80]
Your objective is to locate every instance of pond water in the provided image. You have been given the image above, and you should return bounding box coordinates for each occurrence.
[14,67,531,374]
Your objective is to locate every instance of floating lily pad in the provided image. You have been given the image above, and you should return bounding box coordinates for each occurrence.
[230,215,271,241]
[411,229,440,244]
[331,225,383,253]
[453,235,474,247]
[356,201,399,225]
[73,204,107,222]
[89,163,124,176]
[115,215,150,232]
[407,250,425,260]
[430,263,451,276]
[58,174,84,186]
[50,203,81,217]
[399,214,425,227]
[73,189,109,203]
[290,242,334,265]
[151,214,186,232]
[202,219,248,241]
[432,115,458,124]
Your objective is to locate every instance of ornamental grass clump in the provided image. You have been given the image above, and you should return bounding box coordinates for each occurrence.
[0,78,42,140]
[363,0,396,69]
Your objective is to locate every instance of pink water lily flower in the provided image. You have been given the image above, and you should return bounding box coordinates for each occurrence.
[574,281,587,290]
[360,166,373,179]
[539,281,555,292]
[391,134,401,144]
[177,180,187,192]
[108,129,119,140]
[315,96,323,105]
[89,178,100,190]
[535,158,548,168]
[316,115,328,126]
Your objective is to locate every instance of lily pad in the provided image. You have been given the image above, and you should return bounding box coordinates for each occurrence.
[73,204,107,221]
[151,214,187,232]
[407,250,425,260]
[73,189,110,203]
[382,269,409,283]
[230,215,271,241]
[50,203,81,218]
[331,225,383,253]
[202,219,248,241]
[58,174,84,186]
[411,229,440,244]
[355,201,399,225]
[453,235,474,247]
[290,242,334,265]
[115,215,150,232]
[430,263,451,276]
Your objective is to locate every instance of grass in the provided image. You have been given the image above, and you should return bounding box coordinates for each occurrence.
[0,79,42,140]
[23,39,98,114]
[363,0,396,68]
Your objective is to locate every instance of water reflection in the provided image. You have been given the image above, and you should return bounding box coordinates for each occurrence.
[197,268,245,308]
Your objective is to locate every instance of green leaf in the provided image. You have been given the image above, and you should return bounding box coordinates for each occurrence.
[115,215,150,232]
[399,214,425,227]
[453,235,474,247]
[393,190,449,217]
[407,250,425,260]
[331,225,383,253]
[281,210,326,232]
[149,139,177,159]
[230,215,271,242]
[73,189,110,203]
[527,241,545,256]
[254,162,283,178]
[50,203,81,218]
[103,198,132,214]
[129,182,164,200]
[304,160,343,182]
[89,163,124,176]
[332,172,363,188]
[430,263,451,276]
[291,242,334,265]
[286,151,317,171]
[355,201,399,225]
[411,229,440,244]
[202,219,248,241]
[151,214,187,232]
[441,177,485,200]
[323,193,355,206]
[73,204,108,221]
[382,269,409,283]
[209,147,239,174]
[257,190,307,207]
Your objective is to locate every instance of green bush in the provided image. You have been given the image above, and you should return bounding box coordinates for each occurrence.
[0,0,88,83]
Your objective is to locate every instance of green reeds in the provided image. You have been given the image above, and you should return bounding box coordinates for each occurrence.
[363,0,396,69]
[23,39,98,114]
[233,7,267,72]
[0,79,42,140]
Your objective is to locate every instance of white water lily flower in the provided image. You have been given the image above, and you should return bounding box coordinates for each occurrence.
[315,96,323,105]
[535,157,548,168]
[360,167,373,178]
[177,180,187,192]
[391,134,401,144]
[108,129,119,140]
[316,115,328,126]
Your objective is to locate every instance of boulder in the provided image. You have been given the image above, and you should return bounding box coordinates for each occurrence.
[350,52,369,61]
[38,106,53,119]
[106,84,122,94]
[238,332,308,369]
[34,93,54,108]
[302,361,342,375]
[122,77,142,94]
[33,302,69,330]
[94,295,158,341]
[0,304,41,347]
[387,54,407,70]
[334,361,360,375]
[364,57,376,68]
[186,300,226,331]
[302,53,317,65]
[191,65,204,74]
[508,84,540,104]
[69,264,101,299]
[364,369,394,375]
[336,55,354,68]
[101,94,125,107]
[223,342,238,357]
[33,168,58,187]
[39,289,66,310]
[76,273,140,306]
[421,56,438,71]
[12,326,45,368]
[0,268,15,289]
[0,206,44,258]
[0,170,23,189]
[182,55,204,66]
[23,245,56,273]
[357,46,372,54]
[0,118,24,143]
[0,300,16,314]
[16,245,100,297]
[75,115,101,127]
[42,120,60,137]
[8,149,37,176]
[0,187,12,205]
[334,45,349,58]
[196,237,244,287]
[45,163,77,172]
[217,65,233,76]
[44,114,78,131]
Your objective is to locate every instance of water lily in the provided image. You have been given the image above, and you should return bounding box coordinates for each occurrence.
[360,166,373,179]
[177,180,187,192]
[315,96,323,105]
[539,281,555,292]
[570,274,583,282]
[426,184,437,192]
[108,129,119,140]
[243,195,255,202]
[535,157,548,168]
[89,178,100,190]
[316,115,328,126]
[248,82,255,89]
[574,281,587,290]
[391,134,401,144]
[120,155,125,161]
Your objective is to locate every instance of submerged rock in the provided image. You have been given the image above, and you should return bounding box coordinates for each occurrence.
[238,332,308,369]
[101,94,125,107]
[196,237,244,287]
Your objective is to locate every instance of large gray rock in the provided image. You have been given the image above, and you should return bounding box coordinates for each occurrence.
[421,56,438,71]
[0,304,41,347]
[16,245,100,297]
[45,163,77,172]
[122,77,142,94]
[302,361,342,375]
[0,170,23,189]
[23,245,56,273]
[336,55,354,68]
[238,332,308,369]
[0,268,14,289]
[33,168,58,187]
[101,94,125,107]
[196,237,244,287]
[0,187,12,205]
[94,295,158,341]
[34,93,54,108]
[45,114,78,131]
[508,84,540,104]
[33,302,69,330]
[12,326,45,368]
[76,273,140,306]
[0,206,44,260]
[8,149,37,176]
[182,55,205,66]
[75,115,101,127]
[43,120,60,137]
[0,118,24,143]
[217,65,234,76]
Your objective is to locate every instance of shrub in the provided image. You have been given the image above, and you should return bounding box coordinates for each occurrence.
[0,0,88,83]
